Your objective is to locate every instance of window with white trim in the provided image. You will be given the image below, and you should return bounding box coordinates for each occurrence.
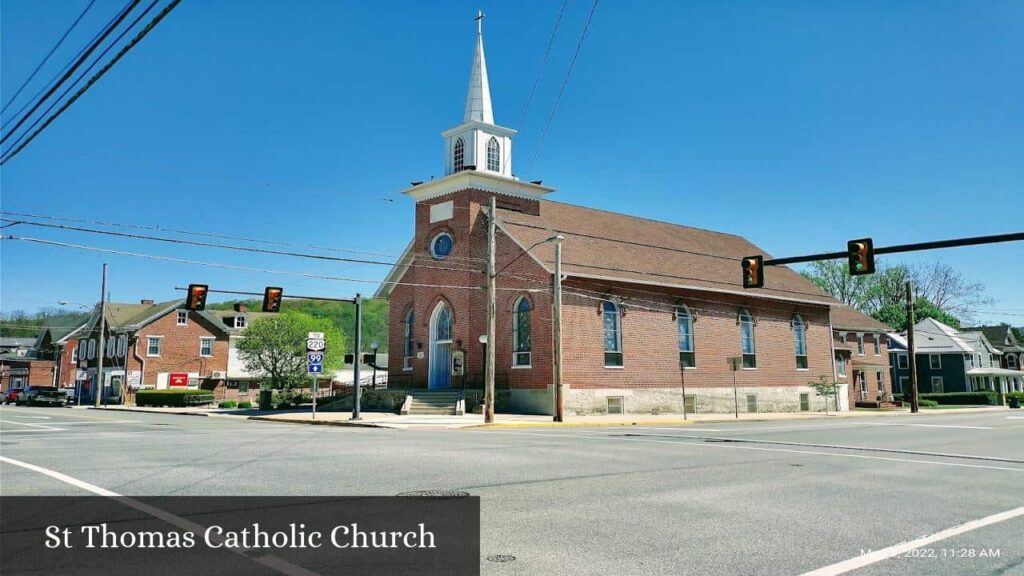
[453,137,465,172]
[234,316,247,329]
[176,310,188,325]
[873,335,881,355]
[835,353,847,377]
[1008,354,1019,370]
[856,334,865,356]
[147,336,162,357]
[677,304,695,368]
[739,308,756,368]
[71,347,79,362]
[87,339,96,360]
[603,301,623,367]
[793,314,807,369]
[512,296,531,367]
[200,337,214,357]
[897,353,908,369]
[486,137,500,172]
[876,371,884,394]
[929,354,941,369]
[931,376,944,393]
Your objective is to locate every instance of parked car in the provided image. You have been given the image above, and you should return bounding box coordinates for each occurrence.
[15,386,67,407]
[4,388,22,404]
[61,386,77,405]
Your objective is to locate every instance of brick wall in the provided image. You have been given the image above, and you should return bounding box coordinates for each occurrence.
[386,188,840,406]
[834,330,891,405]
[127,310,229,386]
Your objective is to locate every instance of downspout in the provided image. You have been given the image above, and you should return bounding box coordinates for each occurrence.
[132,334,145,405]
[827,308,840,411]
[52,344,62,387]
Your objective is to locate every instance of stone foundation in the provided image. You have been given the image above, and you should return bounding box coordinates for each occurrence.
[565,386,841,415]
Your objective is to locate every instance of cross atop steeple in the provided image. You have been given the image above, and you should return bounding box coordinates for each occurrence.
[463,10,493,124]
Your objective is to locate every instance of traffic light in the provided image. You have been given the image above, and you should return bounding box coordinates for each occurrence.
[262,286,284,313]
[847,238,875,276]
[185,284,208,310]
[741,256,764,289]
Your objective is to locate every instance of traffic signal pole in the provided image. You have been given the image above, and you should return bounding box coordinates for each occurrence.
[352,294,362,421]
[485,196,496,424]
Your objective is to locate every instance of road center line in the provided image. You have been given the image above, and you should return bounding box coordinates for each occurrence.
[798,506,1024,576]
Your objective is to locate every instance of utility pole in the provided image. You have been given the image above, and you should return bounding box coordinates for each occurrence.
[94,263,107,408]
[905,281,919,414]
[352,293,362,420]
[552,235,564,422]
[485,196,497,424]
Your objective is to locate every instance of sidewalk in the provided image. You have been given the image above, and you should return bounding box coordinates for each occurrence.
[91,404,1013,430]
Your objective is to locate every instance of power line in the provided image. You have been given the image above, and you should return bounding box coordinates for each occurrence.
[2,0,163,159]
[3,235,488,291]
[505,0,568,169]
[1,0,98,115]
[525,0,599,177]
[0,210,408,259]
[0,0,140,146]
[0,218,485,275]
[1,0,181,164]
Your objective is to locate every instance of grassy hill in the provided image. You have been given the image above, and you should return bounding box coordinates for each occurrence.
[210,298,389,353]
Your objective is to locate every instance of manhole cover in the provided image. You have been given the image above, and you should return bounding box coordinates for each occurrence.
[486,555,516,563]
[396,490,469,498]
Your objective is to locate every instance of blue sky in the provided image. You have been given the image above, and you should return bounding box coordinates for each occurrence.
[1,1,1021,323]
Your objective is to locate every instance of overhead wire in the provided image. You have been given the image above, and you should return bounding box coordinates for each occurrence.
[0,0,140,146]
[525,0,600,177]
[2,0,183,164]
[1,0,98,115]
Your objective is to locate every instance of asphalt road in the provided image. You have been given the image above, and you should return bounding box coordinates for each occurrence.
[1,405,1022,576]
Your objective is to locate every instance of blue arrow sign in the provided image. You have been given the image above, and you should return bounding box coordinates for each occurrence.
[307,364,324,374]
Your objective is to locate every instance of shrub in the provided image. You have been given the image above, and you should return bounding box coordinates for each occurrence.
[238,401,253,409]
[276,401,293,410]
[1007,392,1024,402]
[919,392,1000,406]
[218,400,238,409]
[919,399,939,408]
[136,390,215,407]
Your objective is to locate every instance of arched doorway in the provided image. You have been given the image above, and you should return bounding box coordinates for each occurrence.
[429,302,453,389]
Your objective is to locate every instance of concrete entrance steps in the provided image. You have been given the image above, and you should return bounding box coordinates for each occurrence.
[407,390,462,416]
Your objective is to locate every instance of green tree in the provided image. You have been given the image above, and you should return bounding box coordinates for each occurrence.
[800,261,870,308]
[235,311,345,390]
[871,298,961,331]
[808,375,839,414]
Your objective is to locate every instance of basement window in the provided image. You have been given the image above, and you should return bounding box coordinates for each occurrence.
[746,394,758,413]
[800,393,810,411]
[606,396,624,415]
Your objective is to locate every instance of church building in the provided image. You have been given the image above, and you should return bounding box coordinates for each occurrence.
[378,16,869,415]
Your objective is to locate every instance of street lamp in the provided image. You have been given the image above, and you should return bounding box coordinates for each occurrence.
[58,301,93,311]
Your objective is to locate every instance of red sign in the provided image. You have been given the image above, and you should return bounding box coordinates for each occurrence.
[169,373,189,387]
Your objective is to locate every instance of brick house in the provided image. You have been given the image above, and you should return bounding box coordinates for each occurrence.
[64,299,230,403]
[831,306,892,408]
[0,327,83,393]
[377,19,849,415]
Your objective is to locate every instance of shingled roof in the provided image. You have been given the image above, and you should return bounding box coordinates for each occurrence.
[830,305,891,332]
[496,199,835,305]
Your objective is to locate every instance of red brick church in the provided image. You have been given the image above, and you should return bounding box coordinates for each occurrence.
[378,16,873,415]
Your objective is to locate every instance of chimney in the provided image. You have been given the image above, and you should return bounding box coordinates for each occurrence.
[233,303,248,313]
[140,299,155,305]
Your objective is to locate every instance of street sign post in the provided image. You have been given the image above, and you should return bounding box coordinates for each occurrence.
[307,332,326,420]
[727,356,742,418]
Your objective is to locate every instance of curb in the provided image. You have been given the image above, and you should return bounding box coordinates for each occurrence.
[247,416,393,429]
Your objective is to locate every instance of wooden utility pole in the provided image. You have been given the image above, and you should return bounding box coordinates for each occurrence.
[905,281,919,413]
[552,235,564,422]
[94,263,107,408]
[484,196,496,423]
[352,293,362,421]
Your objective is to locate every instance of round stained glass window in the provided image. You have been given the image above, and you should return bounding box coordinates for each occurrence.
[431,233,453,259]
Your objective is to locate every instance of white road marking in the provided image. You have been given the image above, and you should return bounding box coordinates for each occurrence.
[865,422,992,430]
[480,430,1024,473]
[798,506,1024,576]
[5,415,52,419]
[0,455,320,576]
[0,419,63,430]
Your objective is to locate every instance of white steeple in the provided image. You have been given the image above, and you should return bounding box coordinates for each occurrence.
[463,11,493,124]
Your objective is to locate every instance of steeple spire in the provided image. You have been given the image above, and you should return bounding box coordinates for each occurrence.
[463,10,494,124]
